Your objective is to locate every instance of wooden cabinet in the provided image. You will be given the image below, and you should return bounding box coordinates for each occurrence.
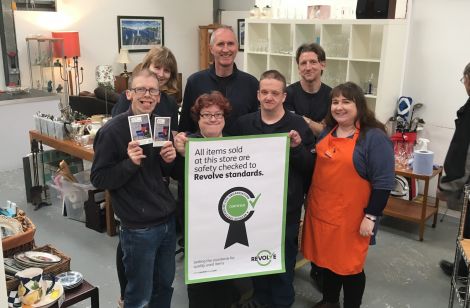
[199,24,221,70]
[243,19,408,122]
[114,75,130,93]
[383,167,443,241]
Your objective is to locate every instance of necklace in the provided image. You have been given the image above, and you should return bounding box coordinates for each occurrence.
[336,126,356,138]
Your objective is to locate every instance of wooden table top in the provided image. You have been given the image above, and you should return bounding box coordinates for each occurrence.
[395,166,443,180]
[29,130,94,161]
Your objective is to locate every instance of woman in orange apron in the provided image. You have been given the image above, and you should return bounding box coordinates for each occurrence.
[302,82,395,308]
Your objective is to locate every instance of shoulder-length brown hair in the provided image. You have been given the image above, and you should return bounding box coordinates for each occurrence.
[142,46,178,95]
[325,82,386,139]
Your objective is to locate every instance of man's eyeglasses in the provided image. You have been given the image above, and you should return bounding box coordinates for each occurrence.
[131,87,160,95]
[200,112,224,119]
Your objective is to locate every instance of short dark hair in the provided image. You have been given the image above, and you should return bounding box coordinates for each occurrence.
[464,62,470,77]
[325,82,385,139]
[259,70,287,93]
[190,91,232,122]
[295,43,326,64]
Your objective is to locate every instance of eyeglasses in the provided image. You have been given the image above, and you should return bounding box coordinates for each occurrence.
[259,90,284,97]
[131,87,160,95]
[200,112,224,119]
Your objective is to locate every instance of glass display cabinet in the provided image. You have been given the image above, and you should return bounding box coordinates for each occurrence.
[26,36,65,94]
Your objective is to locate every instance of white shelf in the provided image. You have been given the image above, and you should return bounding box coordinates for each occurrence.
[244,19,409,122]
[269,55,293,82]
[269,53,293,57]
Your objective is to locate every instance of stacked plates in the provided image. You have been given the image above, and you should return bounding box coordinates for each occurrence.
[4,258,24,275]
[13,251,61,269]
[56,271,83,290]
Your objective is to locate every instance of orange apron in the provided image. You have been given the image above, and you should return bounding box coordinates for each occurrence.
[302,127,371,275]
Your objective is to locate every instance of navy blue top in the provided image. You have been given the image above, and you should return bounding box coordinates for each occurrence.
[319,127,395,216]
[178,64,259,135]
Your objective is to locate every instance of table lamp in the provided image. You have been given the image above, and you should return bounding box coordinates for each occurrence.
[52,31,83,96]
[117,49,130,77]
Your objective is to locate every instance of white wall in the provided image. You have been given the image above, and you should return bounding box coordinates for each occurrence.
[220,0,254,11]
[403,0,470,168]
[0,97,61,171]
[221,11,250,69]
[12,0,213,92]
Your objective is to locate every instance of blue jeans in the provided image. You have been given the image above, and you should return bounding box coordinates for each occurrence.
[120,216,176,308]
[253,222,299,308]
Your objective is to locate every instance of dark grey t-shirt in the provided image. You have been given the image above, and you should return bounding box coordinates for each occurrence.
[284,81,332,122]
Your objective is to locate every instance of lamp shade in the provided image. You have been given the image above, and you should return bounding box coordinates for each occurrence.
[52,31,80,58]
[96,65,114,84]
[117,49,130,64]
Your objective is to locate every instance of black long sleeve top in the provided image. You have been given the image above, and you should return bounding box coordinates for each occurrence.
[90,111,176,228]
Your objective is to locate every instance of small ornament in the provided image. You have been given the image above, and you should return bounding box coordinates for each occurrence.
[47,80,53,92]
[56,84,63,93]
[250,5,261,18]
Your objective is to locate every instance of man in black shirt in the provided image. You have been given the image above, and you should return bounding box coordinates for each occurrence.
[438,62,470,282]
[285,43,332,137]
[178,25,259,135]
[284,43,332,292]
[235,70,315,308]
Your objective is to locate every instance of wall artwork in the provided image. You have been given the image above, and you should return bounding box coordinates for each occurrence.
[117,16,164,53]
[237,19,245,51]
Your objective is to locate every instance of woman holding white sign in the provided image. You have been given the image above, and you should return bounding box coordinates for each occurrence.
[174,91,239,308]
[302,82,394,308]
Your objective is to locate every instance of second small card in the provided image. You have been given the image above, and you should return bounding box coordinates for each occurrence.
[153,116,171,147]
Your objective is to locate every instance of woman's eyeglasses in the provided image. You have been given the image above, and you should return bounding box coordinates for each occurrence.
[200,113,224,119]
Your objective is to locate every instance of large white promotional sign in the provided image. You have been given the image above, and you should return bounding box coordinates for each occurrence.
[185,134,289,284]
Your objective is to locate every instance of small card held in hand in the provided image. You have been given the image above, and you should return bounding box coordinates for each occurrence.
[128,114,153,145]
[153,117,171,147]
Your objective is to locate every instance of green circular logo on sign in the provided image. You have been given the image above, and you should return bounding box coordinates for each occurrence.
[256,250,274,266]
[226,195,248,218]
[220,189,254,222]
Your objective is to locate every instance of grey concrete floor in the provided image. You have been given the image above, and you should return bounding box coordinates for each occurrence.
[1,168,459,307]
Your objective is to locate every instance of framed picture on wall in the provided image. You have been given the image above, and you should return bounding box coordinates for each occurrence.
[237,19,245,51]
[117,16,164,52]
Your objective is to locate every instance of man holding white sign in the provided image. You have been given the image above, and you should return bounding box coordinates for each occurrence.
[234,70,315,308]
[91,69,177,308]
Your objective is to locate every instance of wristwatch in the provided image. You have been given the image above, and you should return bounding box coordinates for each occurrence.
[365,214,377,222]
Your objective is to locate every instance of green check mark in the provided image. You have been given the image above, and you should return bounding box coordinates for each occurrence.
[249,193,261,208]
